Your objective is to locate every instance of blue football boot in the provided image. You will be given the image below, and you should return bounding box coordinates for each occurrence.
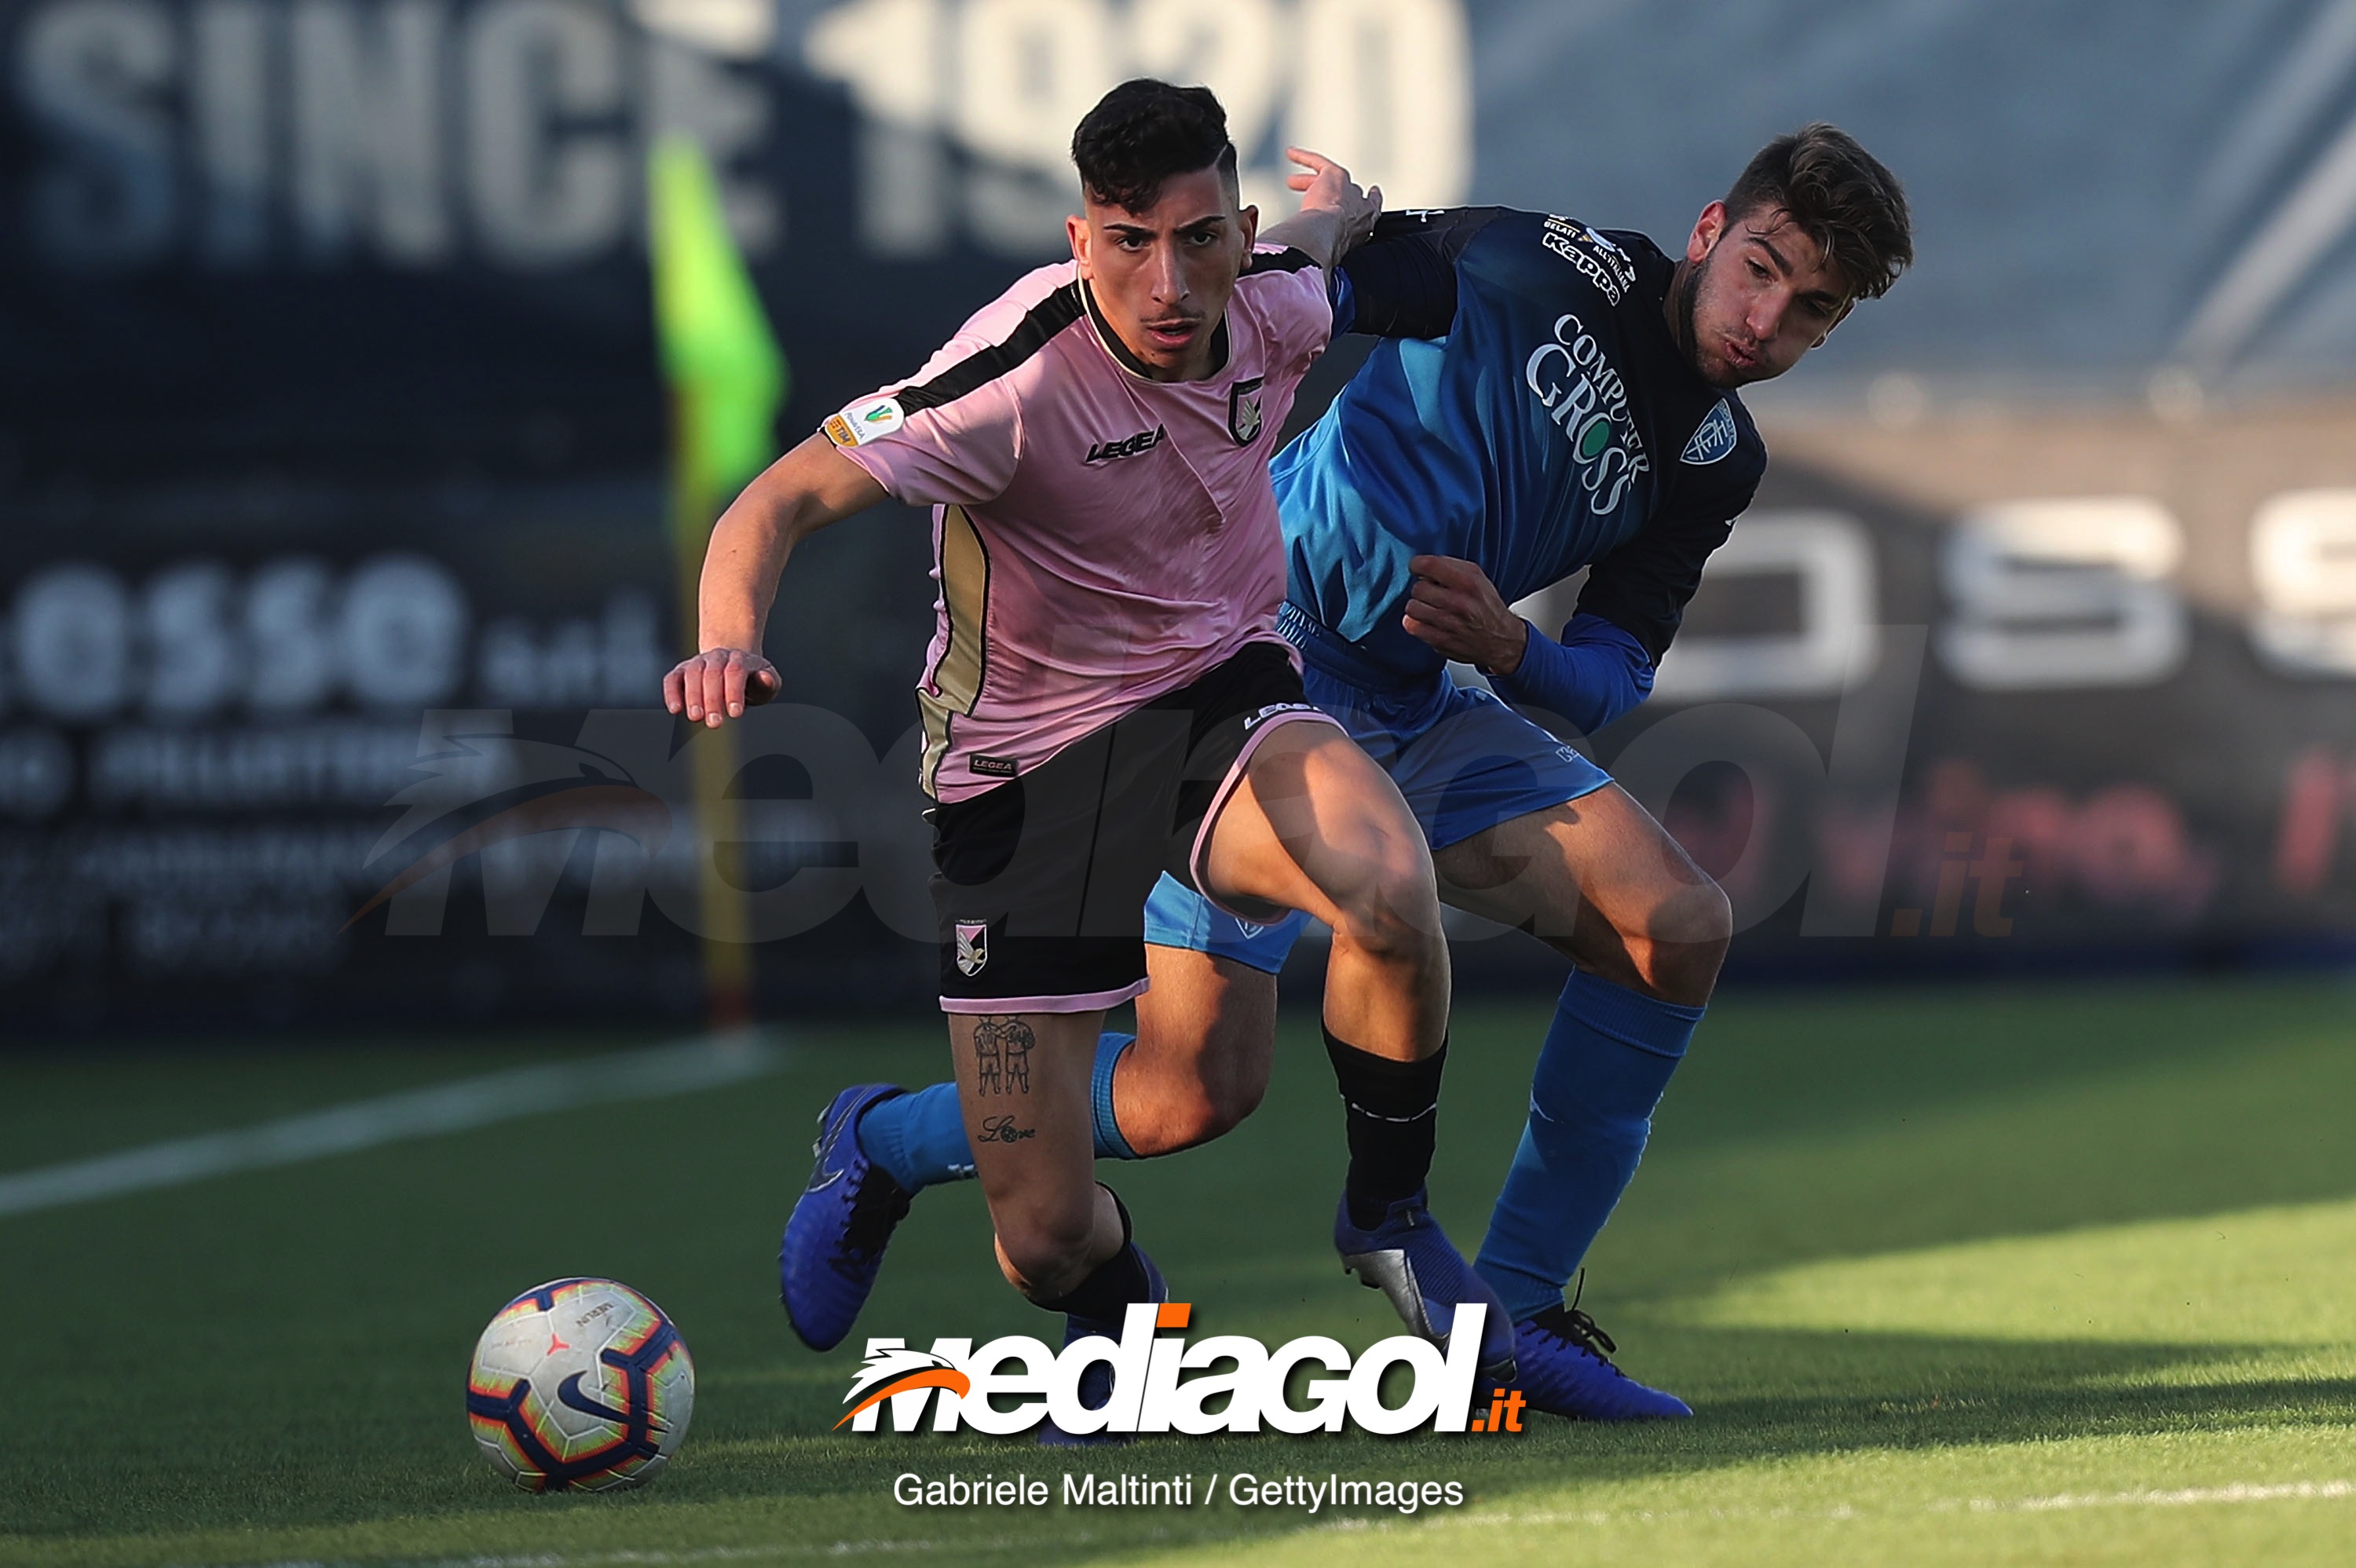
[1038,1244,1168,1449]
[1483,1279,1692,1421]
[780,1084,913,1352]
[1334,1189,1517,1381]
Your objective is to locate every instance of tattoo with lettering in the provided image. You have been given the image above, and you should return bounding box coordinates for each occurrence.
[979,1115,1036,1144]
[971,1016,1033,1095]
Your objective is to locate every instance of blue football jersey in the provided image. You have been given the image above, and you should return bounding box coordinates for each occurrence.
[1274,207,1768,684]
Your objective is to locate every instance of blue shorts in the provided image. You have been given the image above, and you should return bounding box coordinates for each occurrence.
[1143,654,1612,974]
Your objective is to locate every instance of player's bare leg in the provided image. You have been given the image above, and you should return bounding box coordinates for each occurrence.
[1423,783,1729,1419]
[1429,784,1731,998]
[1109,784,1728,1153]
[1099,781,1722,1412]
[945,1007,1169,1447]
[943,1011,1125,1299]
[1195,719,1513,1375]
[1119,949,1277,1154]
[1195,721,1447,1058]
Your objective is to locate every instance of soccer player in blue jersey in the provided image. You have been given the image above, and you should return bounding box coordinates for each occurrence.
[789,123,1912,1419]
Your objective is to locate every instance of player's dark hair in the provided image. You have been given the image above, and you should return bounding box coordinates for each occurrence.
[1070,78,1238,214]
[1725,123,1912,302]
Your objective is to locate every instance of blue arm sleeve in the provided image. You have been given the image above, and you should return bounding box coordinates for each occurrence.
[1488,612,1655,734]
[1331,268,1358,336]
[1333,207,1502,338]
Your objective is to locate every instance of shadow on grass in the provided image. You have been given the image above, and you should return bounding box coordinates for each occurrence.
[1498,1326,2356,1467]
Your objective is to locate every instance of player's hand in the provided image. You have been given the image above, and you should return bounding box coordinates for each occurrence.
[1283,146,1381,254]
[664,648,781,728]
[1403,555,1530,674]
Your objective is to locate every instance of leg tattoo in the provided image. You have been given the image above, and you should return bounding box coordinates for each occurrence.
[972,1016,1034,1096]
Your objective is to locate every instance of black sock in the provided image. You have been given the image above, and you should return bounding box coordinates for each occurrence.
[1324,1027,1447,1229]
[1034,1186,1151,1324]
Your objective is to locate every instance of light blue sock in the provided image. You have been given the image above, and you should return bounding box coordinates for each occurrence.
[854,1083,972,1191]
[1473,970,1703,1322]
[855,1032,1140,1190]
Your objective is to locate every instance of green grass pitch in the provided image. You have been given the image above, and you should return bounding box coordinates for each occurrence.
[5,976,2355,1566]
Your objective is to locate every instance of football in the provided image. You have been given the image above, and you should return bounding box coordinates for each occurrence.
[466,1277,696,1492]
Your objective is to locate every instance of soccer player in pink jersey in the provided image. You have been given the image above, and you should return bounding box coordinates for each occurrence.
[666,79,1516,1415]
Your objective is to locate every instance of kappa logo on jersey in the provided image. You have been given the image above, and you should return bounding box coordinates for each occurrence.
[1539,217,1633,305]
[1681,399,1740,466]
[1229,377,1267,445]
[1084,426,1165,465]
[1524,310,1652,515]
[824,395,906,448]
[953,920,989,977]
[839,1301,1508,1437]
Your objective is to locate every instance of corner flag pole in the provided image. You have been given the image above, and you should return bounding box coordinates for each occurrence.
[649,134,787,1029]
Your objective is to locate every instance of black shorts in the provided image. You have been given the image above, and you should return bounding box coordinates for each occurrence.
[929,640,1338,1012]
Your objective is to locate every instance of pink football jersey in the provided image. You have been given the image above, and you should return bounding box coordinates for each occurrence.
[825,248,1331,800]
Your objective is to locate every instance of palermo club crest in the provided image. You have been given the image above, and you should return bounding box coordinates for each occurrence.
[954,919,990,977]
[1228,377,1266,445]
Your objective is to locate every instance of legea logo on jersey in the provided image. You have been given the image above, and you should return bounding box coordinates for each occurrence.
[1524,311,1652,514]
[838,1302,1518,1437]
[1084,426,1166,465]
[1681,400,1739,466]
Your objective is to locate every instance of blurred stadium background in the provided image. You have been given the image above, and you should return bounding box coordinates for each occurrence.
[11,0,2356,1028]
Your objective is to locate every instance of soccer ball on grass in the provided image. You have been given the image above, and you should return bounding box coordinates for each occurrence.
[466,1277,695,1492]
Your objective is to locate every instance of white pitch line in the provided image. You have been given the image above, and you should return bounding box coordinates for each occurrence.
[1405,1477,2356,1532]
[236,1540,999,1568]
[1980,1478,2356,1513]
[0,1030,788,1220]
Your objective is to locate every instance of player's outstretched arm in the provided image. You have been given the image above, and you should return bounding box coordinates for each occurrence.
[1258,146,1381,272]
[665,433,888,728]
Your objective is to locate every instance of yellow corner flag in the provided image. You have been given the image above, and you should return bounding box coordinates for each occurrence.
[648,134,787,1028]
[651,134,787,520]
